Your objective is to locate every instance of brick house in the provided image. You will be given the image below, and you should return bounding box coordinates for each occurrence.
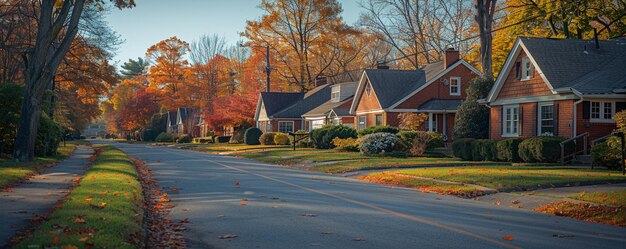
[349,48,481,140]
[254,84,331,133]
[482,37,626,142]
[301,81,357,130]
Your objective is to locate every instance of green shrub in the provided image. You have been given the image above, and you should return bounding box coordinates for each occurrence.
[176,134,192,143]
[274,132,291,145]
[310,125,357,149]
[471,139,497,161]
[206,130,215,137]
[142,129,159,142]
[359,132,400,156]
[244,127,262,145]
[518,136,573,163]
[216,136,231,143]
[155,132,174,142]
[426,132,445,149]
[591,137,623,170]
[357,125,399,137]
[332,137,360,152]
[496,138,524,162]
[260,132,276,145]
[397,131,445,156]
[451,138,475,160]
[35,115,63,157]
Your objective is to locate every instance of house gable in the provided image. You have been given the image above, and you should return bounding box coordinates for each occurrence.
[487,38,555,103]
[392,60,480,110]
[354,78,383,113]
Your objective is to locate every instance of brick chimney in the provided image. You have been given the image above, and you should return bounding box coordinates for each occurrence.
[443,48,459,69]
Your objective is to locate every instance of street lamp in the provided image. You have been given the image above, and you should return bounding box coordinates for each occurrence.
[240,42,271,92]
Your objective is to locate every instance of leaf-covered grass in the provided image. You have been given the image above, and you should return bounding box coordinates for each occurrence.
[570,190,626,207]
[393,166,626,191]
[535,201,626,227]
[15,145,144,249]
[236,148,367,164]
[0,142,77,188]
[178,143,290,153]
[358,172,485,197]
[315,158,497,174]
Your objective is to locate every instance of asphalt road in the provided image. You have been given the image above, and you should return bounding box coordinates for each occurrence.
[101,141,626,249]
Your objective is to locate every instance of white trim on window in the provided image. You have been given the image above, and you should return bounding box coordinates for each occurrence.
[278,121,295,133]
[449,77,461,96]
[537,102,555,136]
[590,101,615,123]
[503,105,520,137]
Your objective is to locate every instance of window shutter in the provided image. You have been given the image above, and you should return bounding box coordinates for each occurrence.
[582,101,590,119]
[529,63,535,78]
[554,103,559,136]
[532,104,538,135]
[616,102,626,113]
[500,107,504,135]
[515,62,521,80]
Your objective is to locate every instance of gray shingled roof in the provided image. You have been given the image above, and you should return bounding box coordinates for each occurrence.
[331,108,351,117]
[272,84,331,118]
[302,97,353,117]
[177,108,193,123]
[260,92,304,117]
[364,69,427,108]
[418,99,463,111]
[520,37,626,94]
[168,111,177,126]
[422,61,445,82]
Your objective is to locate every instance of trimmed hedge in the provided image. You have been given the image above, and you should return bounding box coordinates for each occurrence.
[260,132,276,145]
[451,138,475,160]
[155,132,174,142]
[216,136,231,143]
[357,125,399,137]
[273,132,291,145]
[591,137,622,170]
[496,138,524,162]
[244,127,262,145]
[332,137,360,152]
[142,129,159,142]
[518,136,573,163]
[471,139,497,161]
[310,125,357,149]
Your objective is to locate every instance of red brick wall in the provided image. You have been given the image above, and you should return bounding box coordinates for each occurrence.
[575,102,617,141]
[490,100,576,140]
[395,65,477,109]
[496,50,552,100]
[266,119,302,133]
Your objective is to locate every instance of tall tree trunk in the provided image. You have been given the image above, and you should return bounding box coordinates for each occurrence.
[475,0,496,79]
[13,0,86,162]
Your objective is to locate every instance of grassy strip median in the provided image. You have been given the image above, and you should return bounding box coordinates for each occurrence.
[0,142,78,189]
[15,145,144,249]
[358,172,486,198]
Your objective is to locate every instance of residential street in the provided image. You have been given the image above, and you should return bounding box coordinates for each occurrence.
[103,141,626,249]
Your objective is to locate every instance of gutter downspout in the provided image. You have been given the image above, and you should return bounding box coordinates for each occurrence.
[572,88,584,138]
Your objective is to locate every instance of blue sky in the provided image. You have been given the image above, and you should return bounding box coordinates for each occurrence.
[106,0,362,66]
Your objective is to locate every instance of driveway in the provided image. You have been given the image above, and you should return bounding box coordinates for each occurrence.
[101,141,626,249]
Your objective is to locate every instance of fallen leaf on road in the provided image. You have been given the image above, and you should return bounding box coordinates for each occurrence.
[235,180,240,187]
[218,234,238,239]
[301,214,318,217]
[495,201,501,206]
[512,200,520,204]
[502,235,513,241]
[321,231,333,235]
[180,218,189,223]
[239,201,247,206]
[182,208,189,211]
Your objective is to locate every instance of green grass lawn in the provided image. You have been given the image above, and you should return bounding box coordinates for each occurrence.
[358,172,485,197]
[0,142,78,188]
[235,148,499,174]
[392,166,626,191]
[15,145,144,249]
[174,143,290,153]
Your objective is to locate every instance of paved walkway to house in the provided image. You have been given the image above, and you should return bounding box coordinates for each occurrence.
[0,145,93,248]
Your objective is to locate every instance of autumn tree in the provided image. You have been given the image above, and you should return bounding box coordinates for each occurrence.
[121,57,149,78]
[146,37,190,110]
[243,0,353,91]
[398,113,428,131]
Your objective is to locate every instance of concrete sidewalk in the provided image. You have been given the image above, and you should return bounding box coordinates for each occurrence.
[0,145,93,248]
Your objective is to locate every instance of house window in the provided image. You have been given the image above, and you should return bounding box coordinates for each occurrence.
[310,120,324,130]
[265,121,271,133]
[331,88,340,102]
[449,77,461,96]
[365,83,372,96]
[591,101,614,122]
[278,121,294,133]
[521,56,533,80]
[538,103,554,136]
[427,113,438,132]
[503,105,519,136]
[375,114,383,126]
[357,116,366,130]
